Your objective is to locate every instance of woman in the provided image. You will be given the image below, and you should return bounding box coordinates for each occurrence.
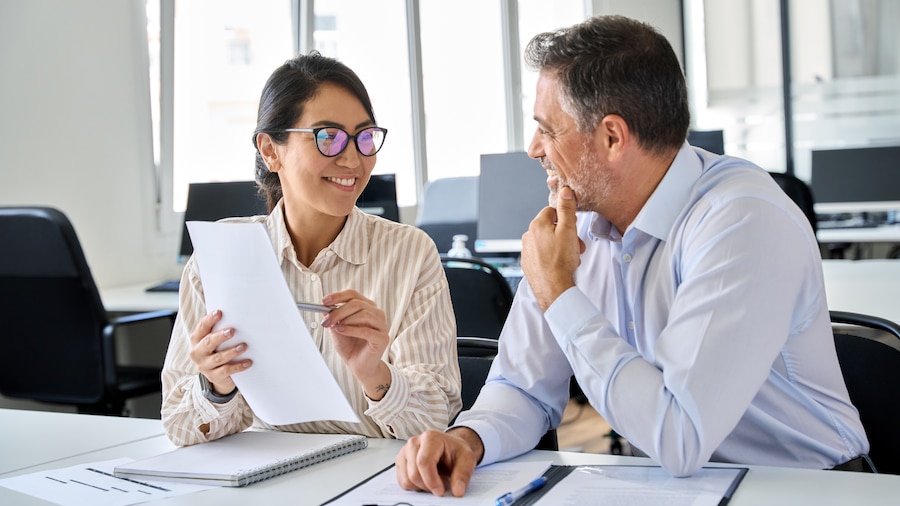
[161,52,461,446]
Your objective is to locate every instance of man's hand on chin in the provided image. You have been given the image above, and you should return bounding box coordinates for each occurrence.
[521,185,585,311]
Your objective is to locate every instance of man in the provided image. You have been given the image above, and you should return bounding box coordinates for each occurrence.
[396,15,869,497]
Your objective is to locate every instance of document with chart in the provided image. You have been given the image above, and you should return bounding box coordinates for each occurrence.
[187,221,358,425]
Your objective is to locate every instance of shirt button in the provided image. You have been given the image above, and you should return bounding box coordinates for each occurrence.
[623,253,633,263]
[309,321,319,330]
[310,274,319,281]
[628,321,635,329]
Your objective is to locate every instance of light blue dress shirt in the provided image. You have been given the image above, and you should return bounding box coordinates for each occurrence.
[456,144,868,476]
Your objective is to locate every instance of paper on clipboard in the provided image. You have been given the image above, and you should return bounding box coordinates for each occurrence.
[186,221,358,426]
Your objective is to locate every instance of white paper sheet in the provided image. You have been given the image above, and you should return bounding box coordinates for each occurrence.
[186,221,358,425]
[533,466,745,505]
[0,458,214,506]
[325,460,553,506]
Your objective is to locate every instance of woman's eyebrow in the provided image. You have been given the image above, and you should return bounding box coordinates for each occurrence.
[306,120,376,131]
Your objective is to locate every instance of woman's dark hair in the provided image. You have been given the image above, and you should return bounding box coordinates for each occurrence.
[524,15,690,156]
[251,51,376,212]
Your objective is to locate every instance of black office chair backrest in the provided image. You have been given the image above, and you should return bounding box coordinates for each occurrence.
[441,256,513,339]
[357,173,400,222]
[457,336,500,412]
[0,207,112,405]
[687,129,725,155]
[769,172,818,234]
[456,336,558,451]
[830,310,900,474]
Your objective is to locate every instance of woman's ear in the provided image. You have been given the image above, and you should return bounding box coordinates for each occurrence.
[256,132,281,172]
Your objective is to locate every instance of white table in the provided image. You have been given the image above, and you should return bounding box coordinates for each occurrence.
[817,224,900,244]
[100,283,179,313]
[821,259,900,324]
[1,414,899,505]
[0,409,164,475]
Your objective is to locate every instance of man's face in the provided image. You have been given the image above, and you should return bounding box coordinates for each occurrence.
[526,72,612,214]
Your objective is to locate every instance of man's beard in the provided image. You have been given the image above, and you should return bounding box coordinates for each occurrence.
[545,142,610,213]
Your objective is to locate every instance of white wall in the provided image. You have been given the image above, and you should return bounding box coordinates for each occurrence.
[0,0,181,289]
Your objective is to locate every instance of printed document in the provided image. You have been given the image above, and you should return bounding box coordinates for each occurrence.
[0,458,214,506]
[186,221,358,425]
[532,465,746,505]
[324,460,552,505]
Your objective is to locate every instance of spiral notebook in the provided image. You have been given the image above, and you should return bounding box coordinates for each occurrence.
[114,431,367,487]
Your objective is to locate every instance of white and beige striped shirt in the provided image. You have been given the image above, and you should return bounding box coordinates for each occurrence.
[161,200,461,446]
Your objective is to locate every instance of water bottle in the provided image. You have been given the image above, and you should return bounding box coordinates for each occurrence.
[447,234,472,258]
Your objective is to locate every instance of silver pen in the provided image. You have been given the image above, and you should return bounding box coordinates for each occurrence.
[295,302,339,313]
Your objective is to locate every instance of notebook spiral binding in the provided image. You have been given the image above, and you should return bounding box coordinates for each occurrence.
[237,437,368,487]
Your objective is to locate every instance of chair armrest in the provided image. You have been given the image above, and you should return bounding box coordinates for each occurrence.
[830,310,900,342]
[101,310,178,392]
[111,309,178,327]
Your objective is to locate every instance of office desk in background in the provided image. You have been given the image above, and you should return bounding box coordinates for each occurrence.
[101,283,179,313]
[2,410,899,505]
[821,259,900,325]
[102,259,900,325]
[817,223,900,244]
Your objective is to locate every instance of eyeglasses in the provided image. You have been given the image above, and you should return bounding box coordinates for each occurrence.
[282,126,388,157]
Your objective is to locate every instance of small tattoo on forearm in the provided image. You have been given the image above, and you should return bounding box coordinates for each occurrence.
[376,383,390,393]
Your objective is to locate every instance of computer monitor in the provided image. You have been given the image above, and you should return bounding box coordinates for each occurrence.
[687,129,725,155]
[357,173,399,222]
[811,145,900,214]
[474,152,549,254]
[179,181,268,260]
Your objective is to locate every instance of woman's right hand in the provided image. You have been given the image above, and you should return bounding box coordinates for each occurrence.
[188,310,251,395]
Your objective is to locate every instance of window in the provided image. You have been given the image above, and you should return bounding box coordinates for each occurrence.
[149,0,587,216]
[685,0,786,171]
[149,0,294,218]
[517,1,588,149]
[311,0,416,206]
[684,0,900,180]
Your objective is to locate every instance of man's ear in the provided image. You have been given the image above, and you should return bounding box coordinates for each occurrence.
[594,114,629,162]
[256,132,281,172]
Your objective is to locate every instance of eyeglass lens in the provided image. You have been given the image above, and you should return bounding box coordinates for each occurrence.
[315,127,385,157]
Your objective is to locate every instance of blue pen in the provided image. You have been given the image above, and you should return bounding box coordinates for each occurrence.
[495,476,547,506]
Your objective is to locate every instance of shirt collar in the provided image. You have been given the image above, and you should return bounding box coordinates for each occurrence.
[630,141,703,240]
[586,142,702,242]
[265,199,370,267]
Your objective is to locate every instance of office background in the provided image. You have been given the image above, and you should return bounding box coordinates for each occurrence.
[1,0,898,415]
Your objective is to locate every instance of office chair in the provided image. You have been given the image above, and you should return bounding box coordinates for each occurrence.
[441,255,513,339]
[768,172,818,235]
[416,177,478,254]
[830,310,900,474]
[357,173,400,222]
[687,129,725,155]
[456,336,558,451]
[0,207,177,416]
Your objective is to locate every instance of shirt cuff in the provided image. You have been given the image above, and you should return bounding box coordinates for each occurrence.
[544,286,601,349]
[449,419,502,467]
[363,363,409,422]
[192,376,241,422]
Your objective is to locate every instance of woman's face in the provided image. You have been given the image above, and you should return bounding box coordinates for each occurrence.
[273,83,378,219]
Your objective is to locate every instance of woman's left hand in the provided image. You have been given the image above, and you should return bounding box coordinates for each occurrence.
[321,289,392,400]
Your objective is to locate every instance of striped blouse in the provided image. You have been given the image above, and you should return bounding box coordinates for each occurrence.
[161,200,461,446]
